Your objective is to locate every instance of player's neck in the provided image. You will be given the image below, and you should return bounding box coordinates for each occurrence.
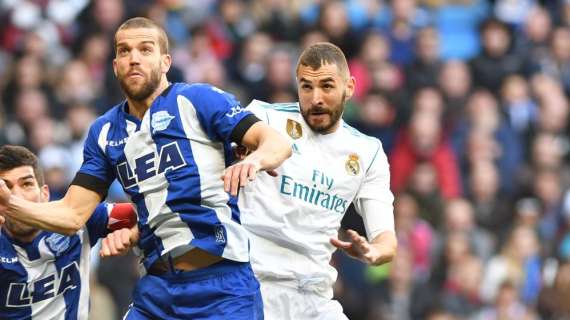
[127,78,170,119]
[4,228,40,243]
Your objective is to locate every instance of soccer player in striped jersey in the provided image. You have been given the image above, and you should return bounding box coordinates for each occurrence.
[238,42,398,319]
[0,17,291,319]
[0,145,137,320]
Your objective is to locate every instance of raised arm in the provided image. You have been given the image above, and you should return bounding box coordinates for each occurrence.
[223,121,292,196]
[0,184,102,235]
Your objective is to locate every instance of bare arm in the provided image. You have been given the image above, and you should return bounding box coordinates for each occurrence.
[0,183,102,235]
[331,229,397,266]
[223,121,292,195]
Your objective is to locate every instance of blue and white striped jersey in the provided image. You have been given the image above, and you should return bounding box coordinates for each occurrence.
[76,83,254,269]
[0,203,113,320]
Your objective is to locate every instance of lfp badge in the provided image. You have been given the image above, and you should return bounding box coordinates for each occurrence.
[345,153,360,176]
[286,119,303,139]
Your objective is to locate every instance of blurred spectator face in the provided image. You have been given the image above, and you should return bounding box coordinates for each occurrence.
[445,232,471,265]
[524,7,551,44]
[413,87,444,117]
[300,30,328,49]
[15,55,43,90]
[495,282,519,311]
[551,27,570,62]
[538,95,569,133]
[530,73,564,100]
[319,0,349,38]
[220,0,245,25]
[23,32,46,58]
[455,256,483,296]
[81,34,111,68]
[409,113,441,155]
[93,0,124,32]
[466,129,501,164]
[501,75,529,104]
[533,169,562,207]
[444,198,474,232]
[439,60,471,98]
[392,0,416,21]
[359,92,395,127]
[240,32,272,81]
[409,162,438,195]
[370,62,403,92]
[416,27,439,62]
[514,198,541,227]
[466,90,500,131]
[507,225,539,260]
[29,117,56,151]
[296,62,355,134]
[201,59,227,88]
[469,161,499,201]
[394,193,419,232]
[15,89,48,126]
[359,32,390,66]
[266,47,294,89]
[58,60,97,104]
[531,133,563,169]
[482,21,510,57]
[66,104,96,140]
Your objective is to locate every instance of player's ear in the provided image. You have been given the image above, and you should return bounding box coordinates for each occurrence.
[345,76,356,100]
[40,184,50,202]
[161,54,171,74]
[112,59,118,77]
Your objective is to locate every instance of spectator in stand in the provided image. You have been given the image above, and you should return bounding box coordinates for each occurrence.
[405,27,443,93]
[390,111,462,199]
[438,60,473,130]
[470,18,527,94]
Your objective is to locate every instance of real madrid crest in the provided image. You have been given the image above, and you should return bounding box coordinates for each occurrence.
[286,119,303,139]
[345,153,360,176]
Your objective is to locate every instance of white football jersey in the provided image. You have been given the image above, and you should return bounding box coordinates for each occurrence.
[240,100,394,298]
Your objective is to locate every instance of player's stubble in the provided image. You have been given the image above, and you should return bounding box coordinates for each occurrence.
[118,62,162,102]
[301,90,347,134]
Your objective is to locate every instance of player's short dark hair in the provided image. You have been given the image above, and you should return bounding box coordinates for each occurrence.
[0,145,44,186]
[114,17,169,54]
[296,42,349,80]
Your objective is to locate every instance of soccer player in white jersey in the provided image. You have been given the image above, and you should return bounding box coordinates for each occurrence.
[239,42,398,319]
[0,17,291,319]
[0,145,137,320]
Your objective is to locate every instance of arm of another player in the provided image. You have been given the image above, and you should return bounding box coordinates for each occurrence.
[223,121,292,196]
[0,184,102,235]
[99,203,139,257]
[331,228,397,266]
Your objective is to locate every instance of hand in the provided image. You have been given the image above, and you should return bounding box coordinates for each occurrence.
[330,229,379,265]
[222,160,260,196]
[99,226,139,257]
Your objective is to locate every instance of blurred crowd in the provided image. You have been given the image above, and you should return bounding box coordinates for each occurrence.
[1,0,570,319]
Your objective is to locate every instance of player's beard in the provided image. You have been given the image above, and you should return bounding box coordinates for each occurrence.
[119,65,162,102]
[4,219,38,240]
[302,91,346,134]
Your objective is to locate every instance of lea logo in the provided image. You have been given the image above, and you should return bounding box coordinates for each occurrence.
[6,262,80,307]
[117,142,186,189]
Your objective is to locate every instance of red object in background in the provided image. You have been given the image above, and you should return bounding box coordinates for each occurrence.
[107,203,137,231]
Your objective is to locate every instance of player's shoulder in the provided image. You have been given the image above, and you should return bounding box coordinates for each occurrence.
[247,99,300,113]
[340,122,381,146]
[173,82,234,100]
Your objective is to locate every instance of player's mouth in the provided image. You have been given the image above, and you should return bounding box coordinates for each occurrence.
[127,70,145,79]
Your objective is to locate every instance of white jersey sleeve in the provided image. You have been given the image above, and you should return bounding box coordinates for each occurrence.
[353,140,394,241]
